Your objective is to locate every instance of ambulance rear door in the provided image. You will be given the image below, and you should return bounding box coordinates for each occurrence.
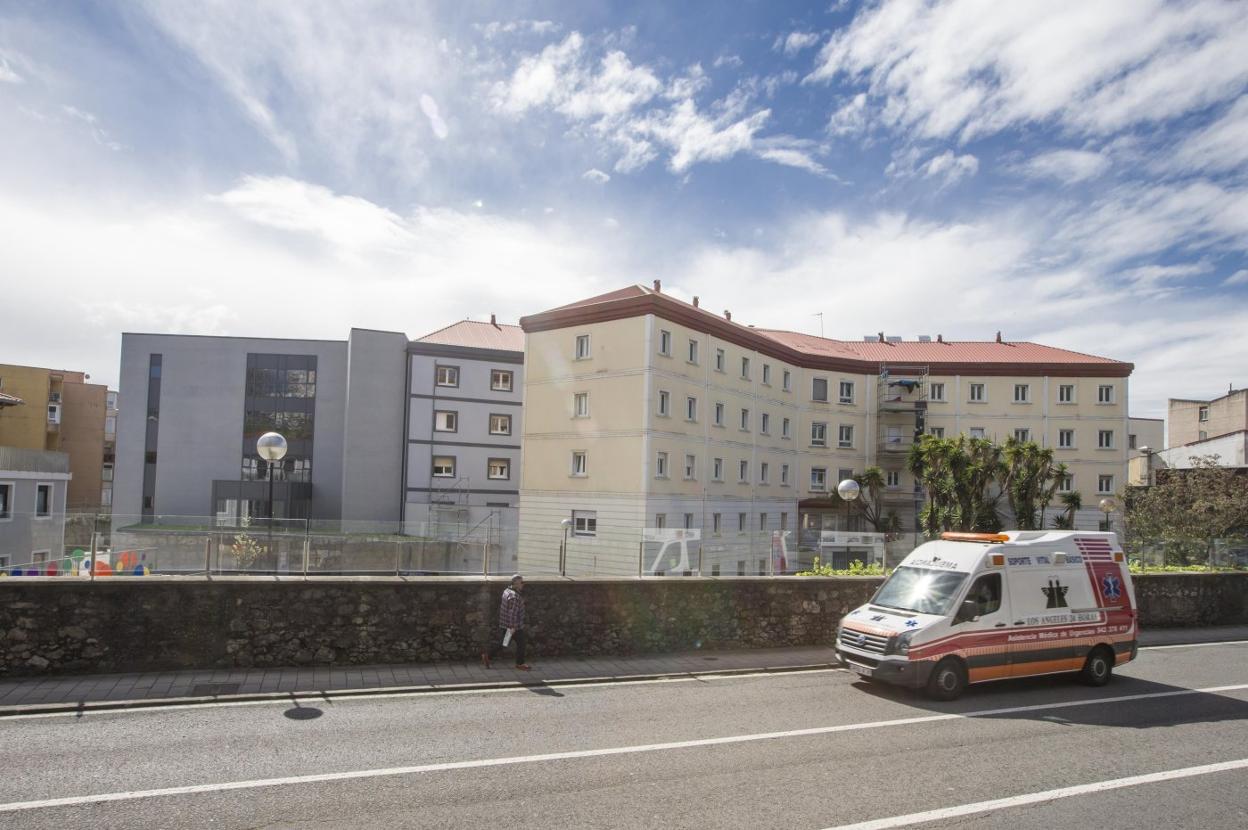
[1004,551,1096,677]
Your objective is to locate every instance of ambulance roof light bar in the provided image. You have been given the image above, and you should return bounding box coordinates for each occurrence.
[940,532,1010,543]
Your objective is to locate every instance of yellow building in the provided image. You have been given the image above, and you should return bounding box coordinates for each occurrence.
[0,364,108,509]
[517,284,1134,575]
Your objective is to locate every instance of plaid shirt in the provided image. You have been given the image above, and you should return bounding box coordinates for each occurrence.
[498,587,525,630]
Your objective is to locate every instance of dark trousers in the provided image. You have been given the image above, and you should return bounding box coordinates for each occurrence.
[487,628,526,665]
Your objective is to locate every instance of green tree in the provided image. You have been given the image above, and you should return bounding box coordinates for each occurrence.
[908,435,1003,536]
[1125,456,1248,565]
[1051,490,1083,529]
[1002,438,1064,530]
[854,467,903,534]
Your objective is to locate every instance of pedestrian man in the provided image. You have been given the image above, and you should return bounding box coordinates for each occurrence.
[482,574,530,670]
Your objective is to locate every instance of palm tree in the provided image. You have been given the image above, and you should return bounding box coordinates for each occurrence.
[1002,438,1060,530]
[855,467,902,533]
[1051,490,1083,529]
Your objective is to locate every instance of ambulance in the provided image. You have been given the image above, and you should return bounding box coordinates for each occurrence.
[834,531,1137,700]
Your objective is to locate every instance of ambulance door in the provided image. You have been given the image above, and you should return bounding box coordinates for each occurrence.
[957,571,1012,683]
[1005,563,1078,677]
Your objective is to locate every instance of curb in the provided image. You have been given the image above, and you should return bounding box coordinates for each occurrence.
[0,662,841,718]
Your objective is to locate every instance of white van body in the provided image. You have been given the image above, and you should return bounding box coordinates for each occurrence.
[834,531,1137,698]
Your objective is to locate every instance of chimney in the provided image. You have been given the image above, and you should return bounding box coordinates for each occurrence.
[724,310,732,321]
[692,296,699,308]
[937,334,944,343]
[878,332,885,342]
[653,279,661,292]
[490,313,497,327]
[995,330,1003,343]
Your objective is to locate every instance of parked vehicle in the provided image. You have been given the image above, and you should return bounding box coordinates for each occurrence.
[834,531,1137,700]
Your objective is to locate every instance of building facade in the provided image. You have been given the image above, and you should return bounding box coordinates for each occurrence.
[517,284,1135,575]
[0,446,70,572]
[1169,388,1247,447]
[0,364,107,509]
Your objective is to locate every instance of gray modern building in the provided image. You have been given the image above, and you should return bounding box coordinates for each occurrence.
[113,320,524,537]
[0,446,70,571]
[404,318,524,546]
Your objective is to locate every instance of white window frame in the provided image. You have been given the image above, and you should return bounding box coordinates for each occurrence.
[969,427,986,439]
[34,482,53,518]
[490,369,514,392]
[929,382,945,402]
[712,458,724,481]
[929,427,945,438]
[762,364,772,385]
[487,458,511,480]
[1059,474,1074,493]
[740,408,750,431]
[886,470,900,488]
[489,413,512,435]
[738,513,747,533]
[1058,384,1076,404]
[1014,384,1031,403]
[969,383,986,403]
[659,329,672,357]
[1098,474,1114,494]
[782,369,791,391]
[655,452,669,478]
[780,464,790,486]
[0,481,13,521]
[574,392,589,418]
[1014,428,1031,442]
[782,417,791,439]
[715,348,725,372]
[812,377,828,403]
[1098,429,1115,449]
[738,460,749,483]
[432,456,456,478]
[714,402,725,427]
[837,424,854,449]
[760,412,770,434]
[572,510,597,537]
[435,365,459,387]
[1098,384,1115,404]
[686,396,698,422]
[434,410,458,433]
[657,390,670,417]
[760,462,769,484]
[741,356,751,380]
[571,451,588,477]
[575,334,592,360]
[1199,405,1209,422]
[810,468,827,492]
[1058,429,1075,448]
[712,513,722,535]
[684,454,697,480]
[688,339,699,364]
[838,380,854,404]
[811,422,827,447]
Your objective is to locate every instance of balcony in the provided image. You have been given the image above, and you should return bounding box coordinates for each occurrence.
[878,434,916,454]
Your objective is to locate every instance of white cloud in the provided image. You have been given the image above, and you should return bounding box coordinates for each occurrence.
[806,0,1248,143]
[419,94,449,139]
[1017,149,1109,183]
[922,150,978,185]
[1224,269,1248,286]
[712,54,743,69]
[827,93,867,135]
[1172,97,1248,175]
[582,168,611,184]
[477,20,560,39]
[639,99,770,173]
[776,31,821,56]
[0,55,22,83]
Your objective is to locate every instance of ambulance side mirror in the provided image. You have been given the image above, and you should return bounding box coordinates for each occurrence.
[955,599,980,624]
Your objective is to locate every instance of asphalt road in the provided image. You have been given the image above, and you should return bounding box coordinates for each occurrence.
[2,642,1247,829]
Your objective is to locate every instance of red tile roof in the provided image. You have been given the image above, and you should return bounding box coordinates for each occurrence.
[757,329,1126,367]
[415,319,524,352]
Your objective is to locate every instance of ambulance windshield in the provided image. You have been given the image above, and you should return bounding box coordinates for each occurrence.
[873,567,969,616]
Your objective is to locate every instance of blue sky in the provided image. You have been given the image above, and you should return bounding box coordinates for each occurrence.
[1,1,1246,421]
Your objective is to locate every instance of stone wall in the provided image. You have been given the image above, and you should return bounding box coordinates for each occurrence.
[0,577,881,677]
[3,573,1245,678]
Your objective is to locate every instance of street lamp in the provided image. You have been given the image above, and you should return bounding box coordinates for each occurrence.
[257,432,287,566]
[1098,497,1115,533]
[838,479,861,565]
[559,517,572,576]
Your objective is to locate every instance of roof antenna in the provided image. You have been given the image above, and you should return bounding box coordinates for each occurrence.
[813,312,824,338]
[490,313,497,327]
[995,330,1003,343]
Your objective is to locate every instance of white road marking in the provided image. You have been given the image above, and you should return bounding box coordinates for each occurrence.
[820,757,1248,830]
[2,682,1247,813]
[1140,639,1248,651]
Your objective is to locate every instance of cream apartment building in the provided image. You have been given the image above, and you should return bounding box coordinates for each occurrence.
[517,284,1134,576]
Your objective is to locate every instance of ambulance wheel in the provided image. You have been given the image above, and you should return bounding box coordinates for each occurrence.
[1080,647,1114,687]
[926,658,967,701]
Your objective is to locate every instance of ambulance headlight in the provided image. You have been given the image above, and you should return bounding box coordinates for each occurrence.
[891,631,915,656]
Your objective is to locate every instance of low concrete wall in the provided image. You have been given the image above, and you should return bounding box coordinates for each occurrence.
[0,577,881,677]
[3,573,1244,678]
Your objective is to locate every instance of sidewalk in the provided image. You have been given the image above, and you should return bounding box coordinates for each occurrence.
[2,626,1245,715]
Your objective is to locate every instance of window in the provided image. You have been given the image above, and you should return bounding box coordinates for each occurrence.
[839,381,855,404]
[488,414,512,436]
[783,369,792,391]
[886,471,900,487]
[575,334,591,359]
[762,364,772,385]
[1098,474,1114,494]
[0,482,11,520]
[760,462,770,484]
[928,427,944,438]
[965,573,1002,617]
[1059,474,1073,493]
[686,396,698,421]
[655,452,669,478]
[435,366,459,387]
[572,510,597,536]
[1059,384,1075,403]
[810,468,827,491]
[759,513,768,530]
[1098,384,1114,404]
[488,458,510,480]
[715,348,725,372]
[838,424,854,448]
[741,357,751,379]
[738,513,748,533]
[811,422,827,446]
[655,513,666,529]
[1014,384,1030,403]
[739,460,749,482]
[143,496,154,510]
[684,513,694,530]
[47,403,60,424]
[659,329,672,356]
[712,513,722,535]
[812,378,828,402]
[490,369,514,392]
[781,464,790,486]
[782,417,791,439]
[1200,430,1208,440]
[969,427,986,439]
[714,402,725,426]
[1014,428,1031,442]
[929,382,945,402]
[838,468,855,483]
[101,487,112,506]
[571,451,587,476]
[713,458,724,481]
[740,408,750,431]
[145,451,157,464]
[1098,430,1115,449]
[780,513,788,531]
[574,393,589,418]
[1059,429,1075,448]
[684,454,697,479]
[657,390,670,417]
[969,383,985,402]
[761,412,770,434]
[102,463,114,482]
[105,416,116,434]
[34,483,52,517]
[434,410,458,432]
[688,339,699,364]
[432,456,455,478]
[1129,433,1137,450]
[1199,405,1209,422]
